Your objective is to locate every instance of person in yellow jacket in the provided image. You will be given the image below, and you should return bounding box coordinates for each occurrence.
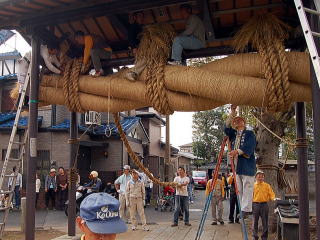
[205,172,225,225]
[252,170,277,240]
[75,31,112,77]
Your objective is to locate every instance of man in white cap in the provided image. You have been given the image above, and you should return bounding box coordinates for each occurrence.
[252,170,277,240]
[16,51,31,108]
[126,169,149,231]
[45,168,57,210]
[76,193,127,240]
[225,104,256,218]
[114,165,132,221]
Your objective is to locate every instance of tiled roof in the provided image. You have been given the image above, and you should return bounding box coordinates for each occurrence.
[0,73,17,80]
[0,30,14,45]
[0,113,15,124]
[0,50,20,57]
[50,117,140,136]
[0,114,43,129]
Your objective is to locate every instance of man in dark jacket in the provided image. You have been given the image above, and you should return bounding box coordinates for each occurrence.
[84,171,102,193]
[224,105,256,218]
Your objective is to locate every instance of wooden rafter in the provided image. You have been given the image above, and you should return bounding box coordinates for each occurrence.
[79,20,91,34]
[92,17,110,43]
[109,15,128,40]
[197,0,215,41]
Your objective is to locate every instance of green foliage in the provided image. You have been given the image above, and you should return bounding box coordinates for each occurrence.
[284,103,314,160]
[192,106,227,165]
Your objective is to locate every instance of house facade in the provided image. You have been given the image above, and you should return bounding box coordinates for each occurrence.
[0,51,171,203]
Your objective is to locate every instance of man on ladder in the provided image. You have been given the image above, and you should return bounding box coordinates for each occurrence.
[224,105,256,219]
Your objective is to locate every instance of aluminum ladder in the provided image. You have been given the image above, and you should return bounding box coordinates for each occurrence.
[0,65,30,239]
[294,0,320,87]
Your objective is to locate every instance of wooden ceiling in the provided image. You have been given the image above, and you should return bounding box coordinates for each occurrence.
[0,0,301,60]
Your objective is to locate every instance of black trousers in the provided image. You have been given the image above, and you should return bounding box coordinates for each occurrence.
[36,192,39,207]
[57,188,68,210]
[45,189,56,209]
[229,193,240,221]
[252,202,269,240]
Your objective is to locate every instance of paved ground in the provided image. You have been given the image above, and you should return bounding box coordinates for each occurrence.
[2,189,246,240]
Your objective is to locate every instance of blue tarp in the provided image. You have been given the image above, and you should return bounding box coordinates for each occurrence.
[0,30,14,45]
[50,117,140,136]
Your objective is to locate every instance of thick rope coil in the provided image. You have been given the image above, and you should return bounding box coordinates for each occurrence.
[233,14,292,112]
[113,113,177,187]
[137,24,175,115]
[62,58,85,113]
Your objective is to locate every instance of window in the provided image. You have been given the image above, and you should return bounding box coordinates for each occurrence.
[36,150,50,171]
[2,149,19,161]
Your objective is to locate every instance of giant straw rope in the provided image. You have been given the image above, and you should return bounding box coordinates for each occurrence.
[13,14,313,186]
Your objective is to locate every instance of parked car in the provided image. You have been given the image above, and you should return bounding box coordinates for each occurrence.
[192,171,208,189]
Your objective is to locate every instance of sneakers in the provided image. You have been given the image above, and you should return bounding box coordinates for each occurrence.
[190,201,194,204]
[126,71,138,81]
[167,60,182,65]
[92,69,104,77]
[211,221,217,225]
[238,211,252,220]
[219,220,224,225]
[171,223,178,227]
[228,220,234,224]
[143,226,150,231]
[185,222,191,226]
[131,226,137,231]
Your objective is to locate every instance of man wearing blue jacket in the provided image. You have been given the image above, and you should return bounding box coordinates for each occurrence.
[224,105,256,218]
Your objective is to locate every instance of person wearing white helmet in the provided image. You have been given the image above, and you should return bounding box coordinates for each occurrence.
[84,171,102,193]
[16,51,31,108]
[114,165,132,221]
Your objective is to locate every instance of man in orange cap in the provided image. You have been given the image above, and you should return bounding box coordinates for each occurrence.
[224,105,256,219]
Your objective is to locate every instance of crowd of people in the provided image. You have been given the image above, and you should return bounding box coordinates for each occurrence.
[11,6,280,238]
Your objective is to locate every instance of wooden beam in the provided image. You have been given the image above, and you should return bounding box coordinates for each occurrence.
[92,17,109,43]
[79,20,90,34]
[109,15,128,40]
[67,22,76,32]
[55,24,65,35]
[3,60,11,74]
[212,3,284,17]
[197,0,215,41]
[19,0,193,27]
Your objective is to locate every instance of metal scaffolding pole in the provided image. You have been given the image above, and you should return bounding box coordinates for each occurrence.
[68,112,78,236]
[295,102,310,240]
[25,35,40,240]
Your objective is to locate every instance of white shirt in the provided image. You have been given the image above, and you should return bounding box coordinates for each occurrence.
[36,179,41,193]
[16,57,30,93]
[8,172,22,188]
[114,173,132,194]
[40,45,61,74]
[174,176,189,196]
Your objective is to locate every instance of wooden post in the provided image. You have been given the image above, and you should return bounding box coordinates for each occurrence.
[68,112,78,236]
[25,34,40,240]
[165,115,170,181]
[295,102,310,240]
[165,115,170,163]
